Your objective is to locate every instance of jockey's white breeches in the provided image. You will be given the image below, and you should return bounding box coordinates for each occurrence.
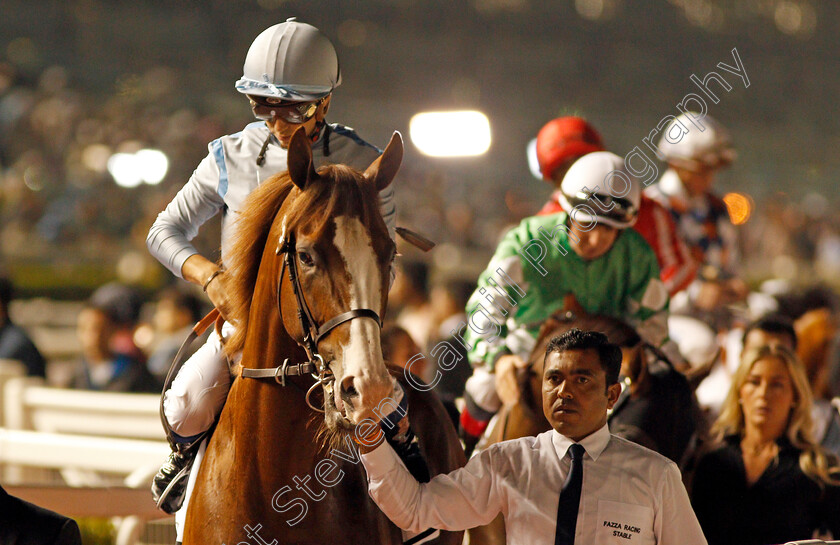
[164,323,234,542]
[464,365,502,414]
[163,322,235,438]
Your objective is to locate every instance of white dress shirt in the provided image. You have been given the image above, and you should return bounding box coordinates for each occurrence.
[361,423,707,545]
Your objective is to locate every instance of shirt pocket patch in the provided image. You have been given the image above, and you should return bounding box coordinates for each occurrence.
[594,500,654,544]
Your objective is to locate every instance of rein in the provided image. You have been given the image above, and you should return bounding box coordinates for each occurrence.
[158,309,221,450]
[238,230,382,412]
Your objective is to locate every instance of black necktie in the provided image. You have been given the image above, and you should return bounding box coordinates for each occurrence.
[555,443,585,545]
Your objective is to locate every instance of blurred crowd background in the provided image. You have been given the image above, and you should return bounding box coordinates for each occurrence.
[0,0,838,383]
[1,0,839,298]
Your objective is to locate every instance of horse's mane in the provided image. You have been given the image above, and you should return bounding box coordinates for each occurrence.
[223,172,295,357]
[529,312,641,367]
[223,164,384,358]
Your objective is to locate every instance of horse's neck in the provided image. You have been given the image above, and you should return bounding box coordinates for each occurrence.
[232,280,318,443]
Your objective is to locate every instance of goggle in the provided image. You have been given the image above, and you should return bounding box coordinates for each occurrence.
[564,190,637,224]
[671,147,737,173]
[248,95,321,124]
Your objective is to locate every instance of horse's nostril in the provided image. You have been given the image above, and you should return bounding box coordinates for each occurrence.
[340,376,358,398]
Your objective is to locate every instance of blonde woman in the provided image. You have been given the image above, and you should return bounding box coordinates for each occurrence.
[690,344,840,545]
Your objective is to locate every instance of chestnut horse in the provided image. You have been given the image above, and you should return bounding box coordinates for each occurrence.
[184,129,464,544]
[468,306,700,545]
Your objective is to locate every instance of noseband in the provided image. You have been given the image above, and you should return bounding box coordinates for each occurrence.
[239,231,383,412]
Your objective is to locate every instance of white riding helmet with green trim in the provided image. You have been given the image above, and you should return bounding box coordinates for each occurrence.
[235,18,341,102]
[558,151,641,230]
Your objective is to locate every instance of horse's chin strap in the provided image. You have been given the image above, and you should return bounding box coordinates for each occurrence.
[239,231,382,412]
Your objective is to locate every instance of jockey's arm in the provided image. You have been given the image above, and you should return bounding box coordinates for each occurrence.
[181,254,231,319]
[461,223,533,373]
[459,223,532,440]
[147,150,225,279]
[625,247,686,366]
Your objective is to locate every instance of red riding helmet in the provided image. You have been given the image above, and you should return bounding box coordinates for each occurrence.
[536,117,605,181]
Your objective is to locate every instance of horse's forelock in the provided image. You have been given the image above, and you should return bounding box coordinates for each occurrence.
[284,164,382,238]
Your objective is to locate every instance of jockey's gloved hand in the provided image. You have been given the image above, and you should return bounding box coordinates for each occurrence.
[377,382,430,483]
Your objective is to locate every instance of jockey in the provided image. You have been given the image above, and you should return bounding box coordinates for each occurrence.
[459,151,674,452]
[645,112,746,313]
[535,116,697,296]
[146,20,432,544]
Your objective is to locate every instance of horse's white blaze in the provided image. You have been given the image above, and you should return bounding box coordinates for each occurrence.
[332,216,391,406]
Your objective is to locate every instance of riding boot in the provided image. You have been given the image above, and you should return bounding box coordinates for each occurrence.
[151,437,203,515]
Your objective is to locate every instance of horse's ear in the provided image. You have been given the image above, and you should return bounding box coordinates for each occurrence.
[287,127,318,190]
[364,131,403,191]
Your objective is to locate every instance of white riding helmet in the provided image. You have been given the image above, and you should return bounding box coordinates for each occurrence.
[558,151,641,229]
[235,18,341,102]
[657,112,736,169]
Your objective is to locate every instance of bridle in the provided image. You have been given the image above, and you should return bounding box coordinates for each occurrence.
[239,230,382,412]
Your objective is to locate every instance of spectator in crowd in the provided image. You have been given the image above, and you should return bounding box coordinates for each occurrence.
[691,344,840,545]
[795,306,836,401]
[743,313,797,353]
[89,282,146,364]
[794,304,840,458]
[381,323,424,376]
[0,276,47,378]
[742,311,840,457]
[743,312,840,457]
[390,261,435,353]
[147,286,205,382]
[696,313,797,419]
[427,277,474,426]
[0,484,81,545]
[72,301,157,393]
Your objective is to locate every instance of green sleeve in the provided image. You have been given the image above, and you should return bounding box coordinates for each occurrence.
[626,235,670,347]
[462,221,532,370]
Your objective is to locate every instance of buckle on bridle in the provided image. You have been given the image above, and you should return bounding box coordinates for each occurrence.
[274,358,290,386]
[311,354,326,380]
[276,235,291,255]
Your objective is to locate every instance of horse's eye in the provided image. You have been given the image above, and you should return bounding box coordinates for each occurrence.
[298,251,315,268]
